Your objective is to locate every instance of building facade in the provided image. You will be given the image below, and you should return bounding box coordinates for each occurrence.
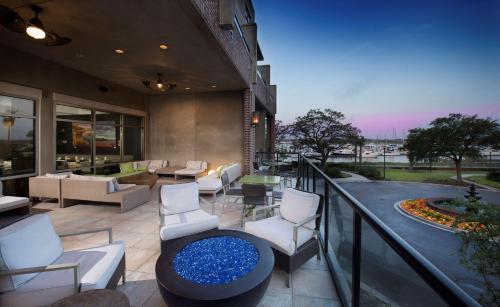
[0,0,276,195]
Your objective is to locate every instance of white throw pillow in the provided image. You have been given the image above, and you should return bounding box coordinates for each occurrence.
[280,188,320,229]
[160,182,200,214]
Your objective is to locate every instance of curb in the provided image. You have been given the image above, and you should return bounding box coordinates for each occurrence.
[394,200,457,233]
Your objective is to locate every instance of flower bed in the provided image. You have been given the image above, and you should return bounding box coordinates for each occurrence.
[400,199,468,230]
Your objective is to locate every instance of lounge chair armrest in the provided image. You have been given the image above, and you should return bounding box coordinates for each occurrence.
[59,227,113,244]
[293,214,321,248]
[252,204,281,221]
[0,262,80,294]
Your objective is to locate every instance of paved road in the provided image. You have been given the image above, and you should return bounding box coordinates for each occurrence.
[337,181,500,300]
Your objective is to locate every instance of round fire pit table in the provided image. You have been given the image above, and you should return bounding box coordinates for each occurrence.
[155,229,274,307]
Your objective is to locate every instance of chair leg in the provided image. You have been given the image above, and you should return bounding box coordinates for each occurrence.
[286,273,291,288]
[240,204,246,227]
[317,239,322,260]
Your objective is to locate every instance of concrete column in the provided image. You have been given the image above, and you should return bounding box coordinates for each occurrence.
[242,88,255,174]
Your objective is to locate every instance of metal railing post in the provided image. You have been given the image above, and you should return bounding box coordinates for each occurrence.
[306,164,310,192]
[312,170,316,193]
[324,182,329,253]
[352,212,362,307]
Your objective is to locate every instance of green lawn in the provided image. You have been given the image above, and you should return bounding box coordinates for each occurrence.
[466,176,500,189]
[380,169,486,184]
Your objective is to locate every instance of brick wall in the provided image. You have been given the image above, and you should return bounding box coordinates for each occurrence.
[191,0,253,86]
[242,88,255,174]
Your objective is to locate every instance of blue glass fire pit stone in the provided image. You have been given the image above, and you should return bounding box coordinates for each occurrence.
[172,235,260,285]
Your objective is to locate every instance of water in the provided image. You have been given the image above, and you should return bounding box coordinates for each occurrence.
[328,155,409,164]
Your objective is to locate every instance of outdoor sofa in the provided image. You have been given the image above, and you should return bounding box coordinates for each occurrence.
[61,174,149,212]
[0,214,125,307]
[0,183,31,215]
[174,160,208,180]
[28,172,73,205]
[197,163,241,200]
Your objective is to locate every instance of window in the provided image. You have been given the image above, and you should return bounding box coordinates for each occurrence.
[95,111,121,164]
[0,95,36,177]
[123,115,144,162]
[56,120,92,170]
[55,104,144,172]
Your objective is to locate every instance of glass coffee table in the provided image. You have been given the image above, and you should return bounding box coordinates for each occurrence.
[155,230,274,307]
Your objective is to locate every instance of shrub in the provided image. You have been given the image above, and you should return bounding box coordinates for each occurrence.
[486,170,500,182]
[322,166,344,178]
[356,166,382,180]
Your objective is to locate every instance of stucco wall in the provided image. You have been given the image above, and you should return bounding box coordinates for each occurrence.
[148,91,244,170]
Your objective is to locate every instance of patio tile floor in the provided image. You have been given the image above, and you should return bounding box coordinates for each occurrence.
[35,178,340,306]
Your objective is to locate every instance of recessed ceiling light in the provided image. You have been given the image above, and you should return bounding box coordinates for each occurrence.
[115,49,124,54]
[160,44,169,50]
[211,85,217,88]
[185,87,191,90]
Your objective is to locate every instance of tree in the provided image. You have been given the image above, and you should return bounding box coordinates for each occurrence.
[452,199,500,306]
[290,109,361,167]
[405,114,499,181]
[274,120,292,152]
[430,114,499,182]
[404,128,440,170]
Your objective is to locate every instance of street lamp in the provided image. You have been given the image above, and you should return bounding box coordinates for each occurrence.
[383,146,386,179]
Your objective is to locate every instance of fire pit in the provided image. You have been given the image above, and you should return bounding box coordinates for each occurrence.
[155,230,274,307]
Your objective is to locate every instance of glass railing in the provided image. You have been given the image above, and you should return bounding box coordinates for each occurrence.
[255,152,480,307]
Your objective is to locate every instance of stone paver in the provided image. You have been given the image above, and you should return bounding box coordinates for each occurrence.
[35,178,340,307]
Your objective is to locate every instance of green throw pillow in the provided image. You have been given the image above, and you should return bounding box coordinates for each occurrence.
[120,162,134,174]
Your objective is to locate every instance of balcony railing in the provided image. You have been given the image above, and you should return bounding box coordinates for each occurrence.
[255,152,480,307]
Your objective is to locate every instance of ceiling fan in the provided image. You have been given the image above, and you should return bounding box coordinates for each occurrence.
[0,4,72,46]
[142,74,176,92]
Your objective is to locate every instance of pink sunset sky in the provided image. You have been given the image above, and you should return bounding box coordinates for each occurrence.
[347,103,500,139]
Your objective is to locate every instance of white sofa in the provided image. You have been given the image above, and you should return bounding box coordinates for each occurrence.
[148,160,167,174]
[174,160,208,180]
[0,182,31,214]
[197,163,241,200]
[0,214,125,307]
[61,174,149,212]
[159,182,218,245]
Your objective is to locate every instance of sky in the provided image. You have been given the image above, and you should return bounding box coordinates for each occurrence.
[253,0,500,139]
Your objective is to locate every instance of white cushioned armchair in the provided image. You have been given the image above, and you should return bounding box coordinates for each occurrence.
[244,188,323,287]
[0,214,125,307]
[159,182,218,248]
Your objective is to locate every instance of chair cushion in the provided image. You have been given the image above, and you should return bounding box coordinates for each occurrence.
[0,241,124,307]
[160,209,219,240]
[149,160,164,169]
[0,214,63,293]
[0,196,29,210]
[197,176,222,191]
[69,174,116,193]
[160,182,200,214]
[280,188,320,229]
[245,216,314,256]
[175,168,204,176]
[44,172,72,179]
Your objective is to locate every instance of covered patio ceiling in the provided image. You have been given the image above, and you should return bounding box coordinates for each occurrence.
[0,0,248,94]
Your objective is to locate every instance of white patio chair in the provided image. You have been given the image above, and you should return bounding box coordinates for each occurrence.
[244,188,323,287]
[159,182,219,248]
